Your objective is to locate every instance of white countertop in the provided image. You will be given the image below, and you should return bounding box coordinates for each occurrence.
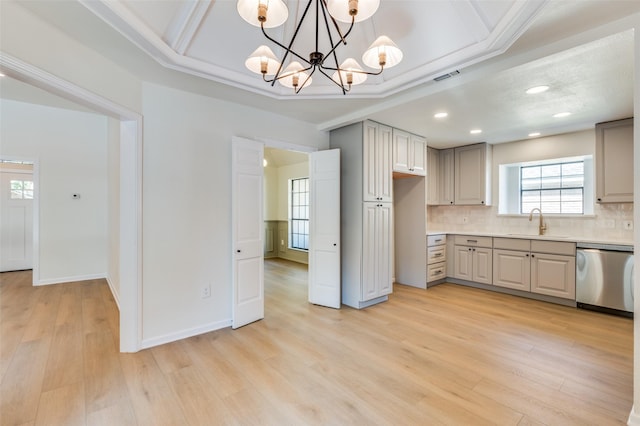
[427,230,633,247]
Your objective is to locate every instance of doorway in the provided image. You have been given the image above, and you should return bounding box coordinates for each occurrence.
[0,161,35,272]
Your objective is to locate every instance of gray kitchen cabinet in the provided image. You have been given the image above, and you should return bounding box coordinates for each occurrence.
[595,118,634,203]
[453,235,492,285]
[493,238,576,300]
[427,147,440,205]
[392,129,426,176]
[454,143,492,205]
[427,234,446,284]
[330,120,394,309]
[438,148,455,205]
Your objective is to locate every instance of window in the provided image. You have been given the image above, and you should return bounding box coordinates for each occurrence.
[10,179,34,200]
[290,177,309,250]
[498,155,593,215]
[520,161,584,214]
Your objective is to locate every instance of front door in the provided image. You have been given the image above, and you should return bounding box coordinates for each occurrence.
[0,169,34,272]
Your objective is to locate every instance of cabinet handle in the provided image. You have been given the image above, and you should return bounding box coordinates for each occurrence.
[467,239,477,243]
[434,239,442,242]
[434,270,442,274]
[434,253,442,257]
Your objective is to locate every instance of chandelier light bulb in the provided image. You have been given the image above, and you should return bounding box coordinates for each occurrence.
[362,35,403,69]
[237,0,288,28]
[332,58,367,87]
[245,45,281,75]
[327,0,379,23]
[279,62,312,90]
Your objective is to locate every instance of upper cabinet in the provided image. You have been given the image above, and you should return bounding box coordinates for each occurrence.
[595,118,634,203]
[454,143,492,205]
[427,147,440,205]
[363,121,393,203]
[427,143,492,206]
[392,129,426,176]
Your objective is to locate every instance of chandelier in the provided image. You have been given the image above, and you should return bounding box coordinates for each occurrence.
[237,0,403,94]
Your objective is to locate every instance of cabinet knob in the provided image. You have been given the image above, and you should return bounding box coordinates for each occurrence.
[450,201,454,205]
[597,198,602,202]
[236,249,241,253]
[481,201,485,204]
[526,254,529,257]
[333,243,337,246]
[531,254,535,258]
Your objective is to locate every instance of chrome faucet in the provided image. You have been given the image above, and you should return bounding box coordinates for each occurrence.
[528,208,547,235]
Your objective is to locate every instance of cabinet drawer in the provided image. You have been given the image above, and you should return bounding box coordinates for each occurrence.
[428,246,446,264]
[427,234,446,246]
[493,238,530,251]
[531,240,575,256]
[454,235,492,248]
[427,262,446,282]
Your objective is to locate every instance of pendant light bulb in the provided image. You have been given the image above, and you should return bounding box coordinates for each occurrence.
[362,35,403,69]
[278,62,312,90]
[237,0,289,28]
[332,58,367,87]
[327,0,379,23]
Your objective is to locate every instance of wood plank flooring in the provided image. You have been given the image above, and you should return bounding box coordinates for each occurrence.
[0,259,633,425]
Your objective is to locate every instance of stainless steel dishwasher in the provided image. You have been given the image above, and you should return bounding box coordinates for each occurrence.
[576,242,634,317]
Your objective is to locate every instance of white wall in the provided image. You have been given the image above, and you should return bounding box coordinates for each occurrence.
[0,1,142,114]
[264,164,278,221]
[107,117,121,303]
[140,82,328,346]
[428,129,634,242]
[0,99,109,284]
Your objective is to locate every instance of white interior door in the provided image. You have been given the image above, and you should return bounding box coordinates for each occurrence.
[232,137,264,329]
[0,170,34,272]
[308,149,341,308]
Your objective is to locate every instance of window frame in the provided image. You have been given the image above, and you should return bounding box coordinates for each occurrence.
[519,160,585,215]
[289,177,309,251]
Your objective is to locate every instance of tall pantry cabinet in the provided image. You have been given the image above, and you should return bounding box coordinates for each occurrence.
[331,121,394,309]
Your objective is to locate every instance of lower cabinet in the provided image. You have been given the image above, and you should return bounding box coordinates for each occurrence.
[531,252,576,299]
[361,202,393,301]
[427,234,446,283]
[453,235,492,285]
[492,238,576,300]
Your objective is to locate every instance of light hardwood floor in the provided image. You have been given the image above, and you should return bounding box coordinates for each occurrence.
[0,259,633,425]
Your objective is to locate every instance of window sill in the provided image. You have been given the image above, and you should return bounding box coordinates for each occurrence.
[288,247,309,253]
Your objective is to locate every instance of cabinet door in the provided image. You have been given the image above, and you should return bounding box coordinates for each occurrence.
[377,203,393,296]
[493,249,530,291]
[473,247,493,285]
[392,129,411,174]
[361,202,393,301]
[531,253,576,299]
[595,118,633,203]
[439,148,455,205]
[410,134,427,176]
[363,121,379,202]
[377,125,394,202]
[361,203,378,300]
[453,245,473,280]
[427,147,440,205]
[455,143,488,205]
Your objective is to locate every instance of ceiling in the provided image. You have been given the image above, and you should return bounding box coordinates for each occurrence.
[2,0,638,149]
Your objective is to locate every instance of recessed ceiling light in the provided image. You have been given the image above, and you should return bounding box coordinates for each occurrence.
[553,112,572,118]
[526,85,549,94]
[470,129,482,135]
[434,112,448,119]
[528,132,541,137]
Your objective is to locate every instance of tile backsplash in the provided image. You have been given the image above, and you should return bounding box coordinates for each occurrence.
[427,203,634,242]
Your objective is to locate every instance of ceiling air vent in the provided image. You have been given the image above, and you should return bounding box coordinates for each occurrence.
[434,70,460,82]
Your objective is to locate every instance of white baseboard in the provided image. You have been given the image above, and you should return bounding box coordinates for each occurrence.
[35,273,106,286]
[140,319,232,350]
[105,276,121,310]
[628,405,640,426]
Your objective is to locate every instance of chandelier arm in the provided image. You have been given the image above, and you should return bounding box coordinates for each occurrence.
[321,65,385,77]
[318,0,341,73]
[294,66,317,94]
[322,0,354,45]
[321,19,355,66]
[317,67,349,94]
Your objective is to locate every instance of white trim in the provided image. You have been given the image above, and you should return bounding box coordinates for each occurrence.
[165,0,211,55]
[141,319,232,350]
[36,273,106,286]
[0,52,143,353]
[629,405,640,426]
[106,276,121,310]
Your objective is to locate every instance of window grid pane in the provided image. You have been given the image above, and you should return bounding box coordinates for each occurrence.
[290,177,309,250]
[520,161,584,214]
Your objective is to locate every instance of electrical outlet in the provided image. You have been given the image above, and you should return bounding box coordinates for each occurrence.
[623,220,633,230]
[201,285,211,298]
